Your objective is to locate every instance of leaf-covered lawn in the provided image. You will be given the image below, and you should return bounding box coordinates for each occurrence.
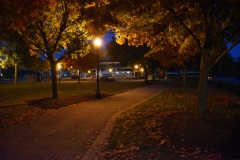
[99,86,240,159]
[0,81,146,128]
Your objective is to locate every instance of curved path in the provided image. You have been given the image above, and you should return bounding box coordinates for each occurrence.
[0,83,169,160]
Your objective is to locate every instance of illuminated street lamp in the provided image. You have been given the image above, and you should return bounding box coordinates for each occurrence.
[94,38,102,99]
[88,70,91,77]
[140,67,144,77]
[109,68,113,76]
[70,66,73,78]
[57,63,61,82]
[134,64,139,77]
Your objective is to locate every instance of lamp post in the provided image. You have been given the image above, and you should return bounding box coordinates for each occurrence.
[94,38,102,99]
[70,66,73,78]
[134,65,139,77]
[57,64,61,83]
[109,68,113,77]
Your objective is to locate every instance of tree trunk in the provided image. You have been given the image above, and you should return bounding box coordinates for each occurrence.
[152,67,156,81]
[196,52,209,119]
[14,64,18,84]
[50,61,58,98]
[78,70,81,83]
[144,66,148,83]
[182,64,187,87]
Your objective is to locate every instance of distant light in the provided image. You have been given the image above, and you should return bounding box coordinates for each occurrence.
[94,38,102,48]
[57,64,61,69]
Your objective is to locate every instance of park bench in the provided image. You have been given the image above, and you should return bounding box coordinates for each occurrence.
[211,94,229,108]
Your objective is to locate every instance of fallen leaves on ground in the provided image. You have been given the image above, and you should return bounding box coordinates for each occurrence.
[98,87,240,159]
[144,110,240,159]
[0,94,100,128]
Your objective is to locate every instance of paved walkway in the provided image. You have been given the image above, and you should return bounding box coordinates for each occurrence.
[0,83,168,160]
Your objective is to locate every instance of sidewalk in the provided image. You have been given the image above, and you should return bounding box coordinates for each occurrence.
[0,83,168,160]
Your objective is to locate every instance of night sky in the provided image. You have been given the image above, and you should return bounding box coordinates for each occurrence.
[229,44,240,59]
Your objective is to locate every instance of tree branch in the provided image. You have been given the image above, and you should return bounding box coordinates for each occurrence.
[164,0,203,52]
[209,39,240,69]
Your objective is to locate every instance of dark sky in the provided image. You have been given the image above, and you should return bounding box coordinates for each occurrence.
[229,44,240,59]
[102,32,115,47]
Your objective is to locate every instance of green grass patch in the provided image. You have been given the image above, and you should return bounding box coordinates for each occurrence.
[0,81,145,106]
[0,80,147,128]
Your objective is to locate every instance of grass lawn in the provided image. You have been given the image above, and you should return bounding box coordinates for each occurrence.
[0,80,146,128]
[99,82,240,159]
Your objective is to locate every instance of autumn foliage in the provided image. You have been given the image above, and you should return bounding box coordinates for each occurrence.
[0,0,55,30]
[107,0,240,118]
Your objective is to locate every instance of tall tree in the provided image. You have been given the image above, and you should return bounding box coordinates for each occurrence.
[109,0,240,119]
[0,30,31,84]
[62,40,96,82]
[150,40,197,86]
[0,1,58,82]
[15,0,109,98]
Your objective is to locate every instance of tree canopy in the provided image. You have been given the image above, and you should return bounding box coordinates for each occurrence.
[0,30,33,84]
[2,0,111,98]
[108,0,240,118]
[0,0,54,30]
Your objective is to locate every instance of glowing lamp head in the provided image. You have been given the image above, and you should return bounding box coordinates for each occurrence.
[94,38,102,48]
[57,64,61,69]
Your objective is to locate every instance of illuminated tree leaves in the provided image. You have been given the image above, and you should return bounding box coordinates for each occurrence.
[109,0,240,118]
